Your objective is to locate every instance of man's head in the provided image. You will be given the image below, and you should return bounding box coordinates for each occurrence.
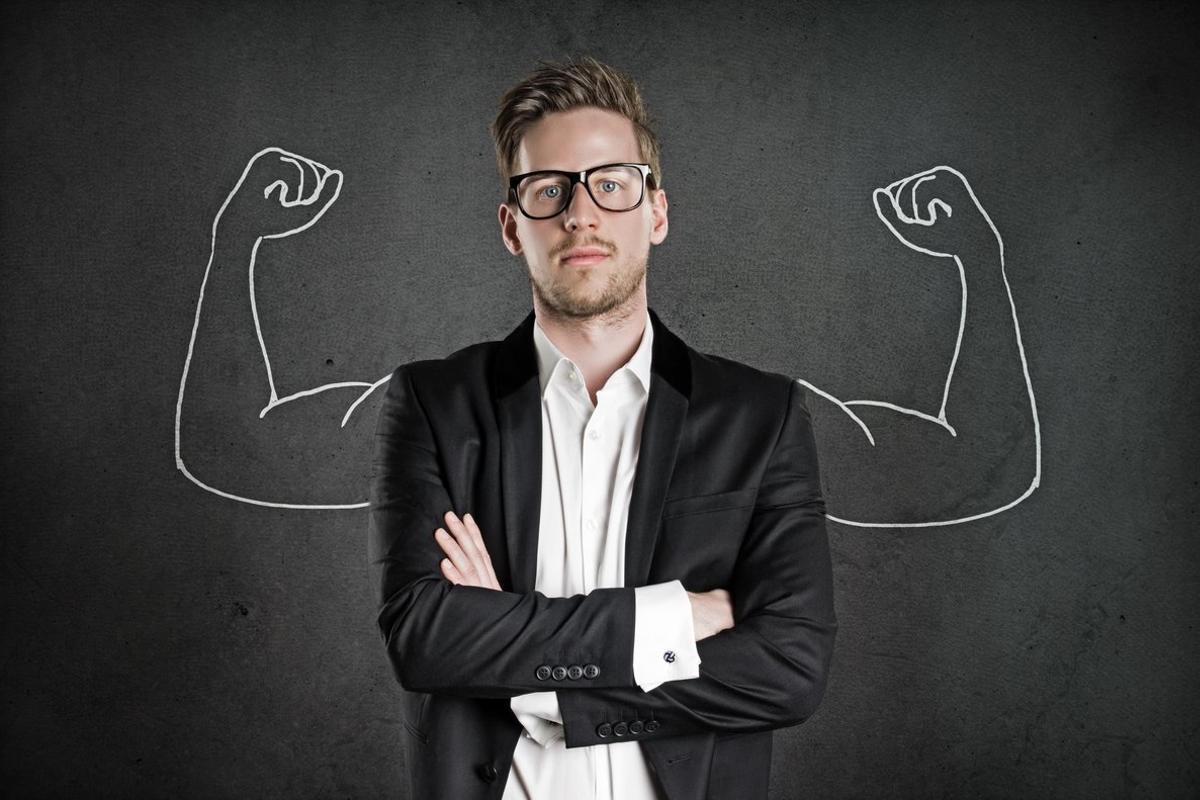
[491,57,668,321]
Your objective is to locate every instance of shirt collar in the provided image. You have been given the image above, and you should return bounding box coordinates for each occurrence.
[532,308,654,399]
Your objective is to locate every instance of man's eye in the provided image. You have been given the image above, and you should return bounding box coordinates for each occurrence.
[540,185,561,198]
[599,180,620,193]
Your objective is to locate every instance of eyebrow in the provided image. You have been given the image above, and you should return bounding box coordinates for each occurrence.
[524,161,639,173]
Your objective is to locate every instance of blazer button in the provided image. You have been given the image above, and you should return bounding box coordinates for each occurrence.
[613,722,629,737]
[645,719,660,732]
[629,720,644,734]
[535,665,552,681]
[477,763,498,783]
[567,664,583,680]
[583,664,600,679]
[596,723,612,738]
[551,666,568,681]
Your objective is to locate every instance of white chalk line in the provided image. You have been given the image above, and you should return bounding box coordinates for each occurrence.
[176,156,1040,526]
[174,146,375,510]
[820,165,1041,528]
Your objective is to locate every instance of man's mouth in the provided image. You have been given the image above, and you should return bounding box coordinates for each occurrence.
[561,247,611,267]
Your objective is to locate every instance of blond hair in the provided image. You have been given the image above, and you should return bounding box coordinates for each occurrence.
[489,55,662,199]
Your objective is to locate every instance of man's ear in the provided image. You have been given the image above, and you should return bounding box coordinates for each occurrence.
[498,202,522,255]
[649,188,669,246]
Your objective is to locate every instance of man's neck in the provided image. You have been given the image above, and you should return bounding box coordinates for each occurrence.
[533,296,648,401]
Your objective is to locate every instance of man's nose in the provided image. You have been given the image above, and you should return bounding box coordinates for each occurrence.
[562,182,600,231]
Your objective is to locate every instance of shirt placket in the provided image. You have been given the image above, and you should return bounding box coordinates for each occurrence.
[563,365,608,800]
[579,388,607,595]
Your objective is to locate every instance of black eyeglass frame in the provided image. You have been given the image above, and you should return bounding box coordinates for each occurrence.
[507,162,656,220]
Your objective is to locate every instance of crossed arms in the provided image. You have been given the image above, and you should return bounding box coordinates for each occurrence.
[368,367,837,747]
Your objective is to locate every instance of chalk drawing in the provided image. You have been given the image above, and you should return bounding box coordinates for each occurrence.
[174,146,384,509]
[176,153,1039,525]
[804,165,1041,527]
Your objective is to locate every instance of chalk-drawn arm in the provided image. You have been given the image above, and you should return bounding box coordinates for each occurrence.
[175,148,384,509]
[804,167,1041,527]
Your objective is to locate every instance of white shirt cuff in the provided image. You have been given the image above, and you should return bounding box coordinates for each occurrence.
[510,691,563,748]
[632,579,702,692]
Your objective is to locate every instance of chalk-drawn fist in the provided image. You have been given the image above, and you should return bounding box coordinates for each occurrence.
[872,166,999,260]
[218,147,343,240]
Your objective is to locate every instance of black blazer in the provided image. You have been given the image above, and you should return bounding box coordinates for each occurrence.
[368,307,836,800]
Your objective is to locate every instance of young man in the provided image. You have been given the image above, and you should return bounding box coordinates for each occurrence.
[369,57,836,800]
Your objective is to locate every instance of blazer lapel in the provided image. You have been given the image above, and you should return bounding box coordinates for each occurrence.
[489,307,693,594]
[491,310,541,594]
[625,307,692,587]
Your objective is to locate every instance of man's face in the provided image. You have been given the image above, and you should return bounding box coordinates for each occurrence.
[498,106,668,319]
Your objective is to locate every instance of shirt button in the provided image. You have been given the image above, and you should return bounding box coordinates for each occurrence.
[586,519,597,531]
[588,429,600,441]
[567,369,578,382]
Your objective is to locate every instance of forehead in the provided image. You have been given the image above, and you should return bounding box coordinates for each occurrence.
[515,106,642,174]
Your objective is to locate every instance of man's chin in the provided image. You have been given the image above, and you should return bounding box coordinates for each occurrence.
[531,265,645,319]
[550,297,618,319]
[539,286,621,319]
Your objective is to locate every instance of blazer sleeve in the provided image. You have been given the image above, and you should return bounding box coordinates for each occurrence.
[556,379,838,747]
[368,364,638,699]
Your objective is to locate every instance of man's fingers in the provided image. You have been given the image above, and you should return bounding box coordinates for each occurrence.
[440,557,466,585]
[463,513,500,588]
[441,511,501,589]
[436,510,501,590]
[443,511,485,573]
[434,527,478,582]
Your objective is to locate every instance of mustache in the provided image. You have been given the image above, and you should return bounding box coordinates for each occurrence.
[553,239,615,258]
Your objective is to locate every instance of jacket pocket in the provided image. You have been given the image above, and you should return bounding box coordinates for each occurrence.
[661,487,758,520]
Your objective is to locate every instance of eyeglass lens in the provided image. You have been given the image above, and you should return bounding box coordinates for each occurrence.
[516,166,645,218]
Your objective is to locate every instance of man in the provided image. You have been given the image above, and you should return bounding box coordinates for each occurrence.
[369,56,836,800]
[175,45,1038,800]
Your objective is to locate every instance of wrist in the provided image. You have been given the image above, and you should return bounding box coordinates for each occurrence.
[211,217,260,257]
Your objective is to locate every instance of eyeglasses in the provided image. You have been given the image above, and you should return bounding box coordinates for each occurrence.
[508,163,655,220]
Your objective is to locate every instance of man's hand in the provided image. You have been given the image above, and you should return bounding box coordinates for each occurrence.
[687,589,735,641]
[434,511,501,590]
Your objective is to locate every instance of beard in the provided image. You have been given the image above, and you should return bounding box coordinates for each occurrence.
[528,250,648,320]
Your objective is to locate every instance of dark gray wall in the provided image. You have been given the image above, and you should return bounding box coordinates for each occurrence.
[3,0,1197,797]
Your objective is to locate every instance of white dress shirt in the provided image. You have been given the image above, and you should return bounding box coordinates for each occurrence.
[502,309,702,800]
